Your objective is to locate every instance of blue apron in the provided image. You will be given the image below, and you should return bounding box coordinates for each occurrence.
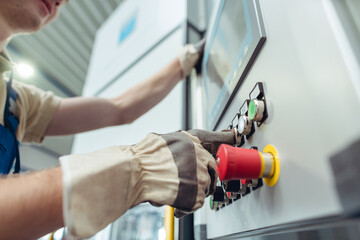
[0,70,20,174]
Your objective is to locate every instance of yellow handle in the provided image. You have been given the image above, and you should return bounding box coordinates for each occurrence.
[48,232,54,240]
[164,206,174,240]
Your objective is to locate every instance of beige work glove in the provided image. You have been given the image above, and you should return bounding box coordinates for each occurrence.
[60,129,234,239]
[178,39,206,77]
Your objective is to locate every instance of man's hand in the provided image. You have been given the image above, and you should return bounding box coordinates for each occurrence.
[173,129,236,217]
[187,129,236,156]
[178,39,206,78]
[193,38,206,73]
[60,129,235,238]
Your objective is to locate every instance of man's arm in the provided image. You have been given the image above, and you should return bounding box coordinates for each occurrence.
[0,129,231,239]
[45,58,183,136]
[0,168,63,240]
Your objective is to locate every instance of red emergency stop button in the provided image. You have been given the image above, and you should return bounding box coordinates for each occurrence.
[216,144,262,180]
[216,144,280,186]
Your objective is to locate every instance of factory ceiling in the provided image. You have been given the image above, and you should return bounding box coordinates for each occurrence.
[6,0,124,159]
[9,0,124,98]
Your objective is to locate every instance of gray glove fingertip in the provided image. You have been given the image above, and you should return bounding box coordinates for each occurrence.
[174,208,191,218]
[187,129,236,155]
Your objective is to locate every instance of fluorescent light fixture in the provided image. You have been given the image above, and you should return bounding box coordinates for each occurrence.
[17,63,34,78]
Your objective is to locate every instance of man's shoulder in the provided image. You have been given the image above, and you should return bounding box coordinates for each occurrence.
[13,80,44,93]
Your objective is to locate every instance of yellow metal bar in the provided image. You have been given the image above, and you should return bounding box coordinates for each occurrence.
[164,206,174,240]
[48,232,54,240]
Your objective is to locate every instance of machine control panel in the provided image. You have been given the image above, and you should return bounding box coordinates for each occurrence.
[191,0,360,238]
[209,82,279,211]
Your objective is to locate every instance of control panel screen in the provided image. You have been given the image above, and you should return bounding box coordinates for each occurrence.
[203,0,266,130]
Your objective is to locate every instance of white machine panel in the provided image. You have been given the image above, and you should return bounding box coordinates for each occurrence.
[72,28,184,152]
[72,0,187,153]
[191,0,360,239]
[72,0,190,238]
[83,0,186,97]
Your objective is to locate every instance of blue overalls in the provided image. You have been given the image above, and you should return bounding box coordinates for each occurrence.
[0,59,20,175]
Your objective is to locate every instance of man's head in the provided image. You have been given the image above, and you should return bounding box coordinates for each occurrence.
[0,0,69,35]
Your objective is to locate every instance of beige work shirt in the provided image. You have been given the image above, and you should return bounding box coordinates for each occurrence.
[0,52,61,143]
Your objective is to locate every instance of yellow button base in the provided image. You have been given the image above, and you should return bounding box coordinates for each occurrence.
[263,144,280,186]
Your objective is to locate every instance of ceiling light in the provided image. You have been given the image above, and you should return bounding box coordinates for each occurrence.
[17,63,34,78]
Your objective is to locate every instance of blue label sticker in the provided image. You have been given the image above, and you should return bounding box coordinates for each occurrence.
[119,13,137,44]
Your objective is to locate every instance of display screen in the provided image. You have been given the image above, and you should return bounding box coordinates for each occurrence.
[203,0,264,129]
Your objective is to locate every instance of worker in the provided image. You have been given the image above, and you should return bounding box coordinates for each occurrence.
[0,0,236,239]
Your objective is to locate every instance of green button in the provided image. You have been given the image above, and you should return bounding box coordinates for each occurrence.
[209,197,214,209]
[248,100,256,120]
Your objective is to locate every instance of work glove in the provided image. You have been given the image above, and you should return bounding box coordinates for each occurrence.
[60,129,235,239]
[173,129,236,217]
[178,38,206,77]
[187,129,236,156]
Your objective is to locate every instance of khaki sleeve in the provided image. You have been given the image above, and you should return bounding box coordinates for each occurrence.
[12,81,62,143]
